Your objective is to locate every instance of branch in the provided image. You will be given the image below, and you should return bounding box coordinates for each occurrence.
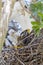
[19,0,39,21]
[15,56,25,65]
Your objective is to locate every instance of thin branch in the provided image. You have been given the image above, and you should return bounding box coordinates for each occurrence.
[19,0,39,21]
[15,56,25,65]
[18,33,34,45]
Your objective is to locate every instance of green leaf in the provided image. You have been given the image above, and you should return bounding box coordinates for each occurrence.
[30,1,43,21]
[40,21,43,28]
[30,0,43,35]
[31,21,41,35]
[31,21,40,26]
[38,12,43,18]
[32,25,40,31]
[32,25,40,35]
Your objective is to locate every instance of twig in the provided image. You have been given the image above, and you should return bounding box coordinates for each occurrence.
[18,33,34,45]
[15,56,25,65]
[22,35,43,49]
[29,59,37,65]
[19,0,39,21]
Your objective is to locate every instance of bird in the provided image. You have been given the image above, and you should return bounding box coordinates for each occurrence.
[3,20,22,48]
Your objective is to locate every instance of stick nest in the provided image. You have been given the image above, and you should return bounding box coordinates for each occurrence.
[0,29,43,65]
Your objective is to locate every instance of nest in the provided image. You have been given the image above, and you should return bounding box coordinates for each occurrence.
[0,29,43,65]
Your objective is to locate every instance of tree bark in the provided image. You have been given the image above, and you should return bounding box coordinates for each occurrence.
[0,0,16,51]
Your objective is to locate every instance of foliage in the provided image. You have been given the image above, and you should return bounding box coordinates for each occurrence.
[31,20,43,35]
[30,0,43,35]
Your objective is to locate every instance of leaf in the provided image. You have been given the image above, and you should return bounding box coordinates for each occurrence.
[30,1,43,21]
[40,21,43,28]
[32,25,40,31]
[38,12,43,19]
[30,0,43,35]
[31,21,40,26]
[31,21,41,35]
[32,25,40,35]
